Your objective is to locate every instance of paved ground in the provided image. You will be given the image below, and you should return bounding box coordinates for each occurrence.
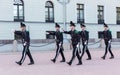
[0,48,120,75]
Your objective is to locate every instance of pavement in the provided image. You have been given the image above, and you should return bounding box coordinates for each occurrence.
[0,48,120,75]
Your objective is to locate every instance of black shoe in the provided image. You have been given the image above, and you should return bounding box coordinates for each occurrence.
[16,61,22,65]
[109,56,114,59]
[86,58,91,60]
[66,62,72,66]
[101,56,105,60]
[28,62,34,65]
[51,59,56,63]
[77,60,82,65]
[60,60,66,62]
[76,63,82,65]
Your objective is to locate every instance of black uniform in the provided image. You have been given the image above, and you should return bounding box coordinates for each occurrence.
[64,30,82,65]
[15,31,34,65]
[48,31,66,63]
[79,30,91,60]
[101,30,114,59]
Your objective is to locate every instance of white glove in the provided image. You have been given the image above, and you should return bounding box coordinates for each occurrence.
[108,40,111,43]
[61,28,65,32]
[77,44,79,47]
[23,42,27,46]
[84,41,87,45]
[59,42,62,46]
[77,42,80,47]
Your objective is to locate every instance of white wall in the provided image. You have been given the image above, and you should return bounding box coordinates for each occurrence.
[24,0,46,22]
[0,0,13,21]
[0,0,120,40]
[0,22,19,40]
[0,0,120,23]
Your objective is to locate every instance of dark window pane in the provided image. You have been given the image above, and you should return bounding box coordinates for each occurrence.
[117,7,120,24]
[117,32,120,38]
[117,8,120,20]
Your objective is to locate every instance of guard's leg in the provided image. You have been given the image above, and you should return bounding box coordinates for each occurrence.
[26,46,34,65]
[76,50,82,65]
[80,43,86,60]
[86,46,92,60]
[21,46,28,64]
[67,45,77,66]
[108,45,114,59]
[59,48,66,62]
[102,41,108,60]
[16,46,26,65]
[51,44,59,63]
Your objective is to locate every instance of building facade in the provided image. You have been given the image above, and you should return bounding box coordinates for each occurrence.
[0,0,120,41]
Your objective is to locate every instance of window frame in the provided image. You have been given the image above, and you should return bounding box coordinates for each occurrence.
[14,0,24,22]
[77,4,84,23]
[98,5,104,24]
[116,7,120,24]
[45,1,54,23]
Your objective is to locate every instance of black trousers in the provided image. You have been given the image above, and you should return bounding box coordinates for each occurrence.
[54,43,65,61]
[80,41,91,59]
[103,40,114,57]
[19,45,34,63]
[69,44,81,64]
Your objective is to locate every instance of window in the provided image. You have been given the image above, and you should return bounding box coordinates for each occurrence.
[98,31,104,39]
[77,4,84,23]
[117,32,120,38]
[98,5,104,24]
[45,1,54,22]
[117,7,120,24]
[14,0,24,22]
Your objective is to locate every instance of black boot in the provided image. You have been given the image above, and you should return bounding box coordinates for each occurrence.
[28,62,34,65]
[109,56,114,59]
[76,60,82,65]
[16,61,22,65]
[101,56,105,60]
[51,59,56,63]
[60,59,66,62]
[86,58,91,60]
[67,62,72,66]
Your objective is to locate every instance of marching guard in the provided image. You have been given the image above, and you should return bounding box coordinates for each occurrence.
[79,24,92,60]
[47,23,66,63]
[15,23,34,65]
[101,23,114,60]
[63,21,82,66]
